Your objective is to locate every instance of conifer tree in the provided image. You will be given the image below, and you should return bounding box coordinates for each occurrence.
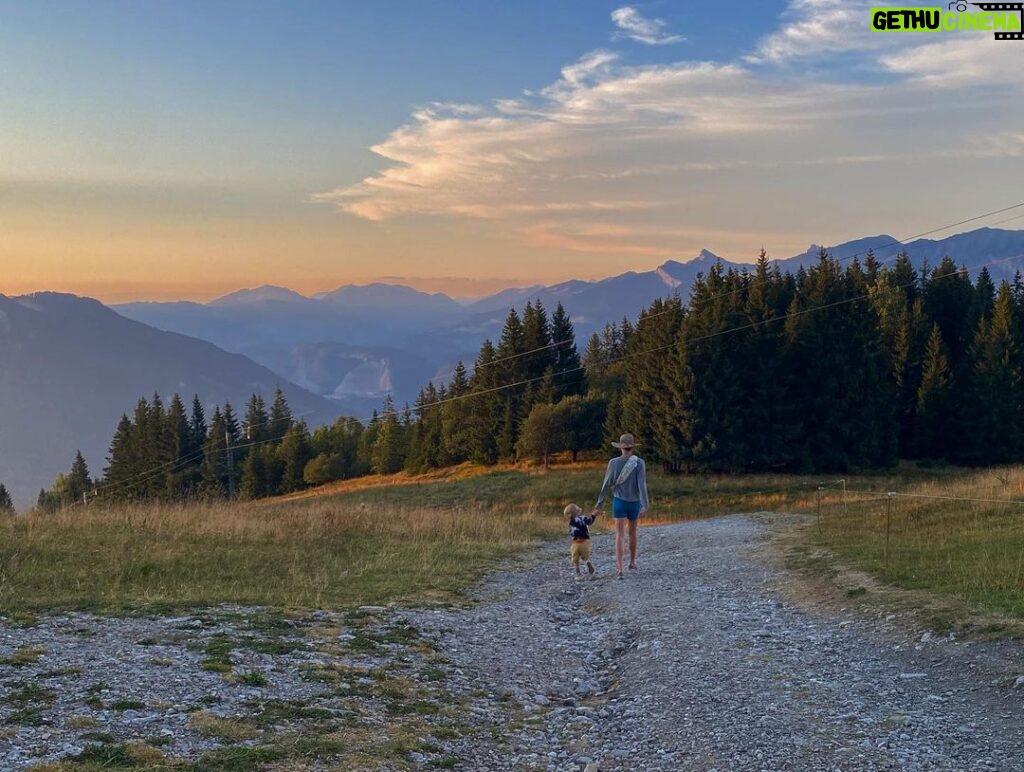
[0,484,13,514]
[551,302,585,399]
[166,394,191,497]
[957,283,1023,464]
[915,323,953,459]
[495,308,527,458]
[468,340,501,464]
[244,394,270,444]
[201,407,228,495]
[103,414,135,500]
[239,445,270,498]
[371,397,405,474]
[67,450,92,505]
[440,362,471,464]
[188,396,207,454]
[522,300,554,381]
[277,422,312,493]
[269,387,293,441]
[923,257,975,370]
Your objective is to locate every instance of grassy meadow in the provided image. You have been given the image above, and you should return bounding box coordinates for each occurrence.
[2,460,1024,621]
[811,466,1024,620]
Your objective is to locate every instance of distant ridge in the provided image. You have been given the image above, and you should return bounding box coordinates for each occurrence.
[0,292,342,508]
[110,224,1024,418]
[210,285,309,306]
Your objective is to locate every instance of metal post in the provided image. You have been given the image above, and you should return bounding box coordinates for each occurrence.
[884,493,893,571]
[225,431,235,499]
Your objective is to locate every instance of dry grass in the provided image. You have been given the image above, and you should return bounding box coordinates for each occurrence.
[3,460,1020,621]
[0,494,560,614]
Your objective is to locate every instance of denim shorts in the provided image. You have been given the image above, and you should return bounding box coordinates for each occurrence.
[612,497,641,521]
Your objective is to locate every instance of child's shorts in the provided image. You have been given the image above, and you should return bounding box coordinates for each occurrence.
[570,539,591,564]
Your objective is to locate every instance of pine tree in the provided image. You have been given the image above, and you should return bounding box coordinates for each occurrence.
[277,423,312,493]
[103,414,135,500]
[149,393,174,493]
[371,397,405,474]
[0,484,14,514]
[67,450,92,505]
[923,257,975,370]
[269,387,293,441]
[239,445,270,499]
[185,396,207,489]
[440,362,471,464]
[550,302,585,399]
[522,300,554,382]
[957,283,1024,464]
[495,307,527,458]
[468,340,501,464]
[244,394,270,444]
[201,407,228,496]
[166,394,191,497]
[129,396,156,497]
[616,294,684,469]
[915,324,953,460]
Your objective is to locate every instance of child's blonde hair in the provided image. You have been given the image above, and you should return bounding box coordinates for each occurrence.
[564,503,582,518]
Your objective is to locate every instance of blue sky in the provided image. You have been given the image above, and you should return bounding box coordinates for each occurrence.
[2,1,1022,300]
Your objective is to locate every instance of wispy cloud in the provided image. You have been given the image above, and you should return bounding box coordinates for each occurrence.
[748,0,872,63]
[610,6,684,45]
[315,1,1024,261]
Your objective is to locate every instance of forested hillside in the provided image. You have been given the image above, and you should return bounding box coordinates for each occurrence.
[20,248,1024,511]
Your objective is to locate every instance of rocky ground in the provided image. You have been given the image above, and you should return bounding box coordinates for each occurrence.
[3,514,1024,770]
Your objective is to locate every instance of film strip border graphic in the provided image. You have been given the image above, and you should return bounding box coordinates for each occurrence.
[972,2,1024,39]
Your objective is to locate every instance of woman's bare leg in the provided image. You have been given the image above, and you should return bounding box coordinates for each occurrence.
[615,518,626,576]
[628,519,639,569]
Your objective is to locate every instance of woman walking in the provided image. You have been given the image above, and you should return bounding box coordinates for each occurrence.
[592,433,649,579]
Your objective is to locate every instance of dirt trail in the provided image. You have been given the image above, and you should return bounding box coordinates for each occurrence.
[403,514,1024,771]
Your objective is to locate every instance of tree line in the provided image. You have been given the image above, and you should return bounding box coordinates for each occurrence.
[401,252,1024,473]
[33,388,378,510]
[20,249,1024,512]
[604,250,1024,471]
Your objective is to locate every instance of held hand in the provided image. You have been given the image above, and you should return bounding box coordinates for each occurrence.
[639,509,647,519]
[591,506,601,517]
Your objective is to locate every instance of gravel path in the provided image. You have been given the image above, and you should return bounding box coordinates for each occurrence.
[403,514,1024,771]
[3,514,1024,770]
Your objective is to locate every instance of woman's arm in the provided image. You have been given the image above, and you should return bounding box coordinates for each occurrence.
[638,459,649,513]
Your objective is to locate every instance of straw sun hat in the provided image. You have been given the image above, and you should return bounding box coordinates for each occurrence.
[611,433,637,449]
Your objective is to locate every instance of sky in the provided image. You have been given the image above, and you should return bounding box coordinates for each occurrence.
[2,0,1023,302]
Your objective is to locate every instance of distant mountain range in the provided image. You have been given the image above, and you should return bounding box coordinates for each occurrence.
[115,225,1024,410]
[0,293,343,508]
[4,226,1022,508]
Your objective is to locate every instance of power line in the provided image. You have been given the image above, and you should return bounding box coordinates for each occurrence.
[473,200,1024,373]
[83,231,1024,505]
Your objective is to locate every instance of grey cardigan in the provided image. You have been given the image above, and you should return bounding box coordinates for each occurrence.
[595,455,649,511]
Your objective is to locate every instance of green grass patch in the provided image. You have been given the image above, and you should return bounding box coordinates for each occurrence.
[4,682,55,705]
[110,699,146,711]
[0,646,45,666]
[235,670,268,687]
[4,460,1014,624]
[811,469,1024,618]
[4,707,45,726]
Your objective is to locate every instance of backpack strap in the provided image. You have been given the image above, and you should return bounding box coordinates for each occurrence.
[614,455,639,486]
